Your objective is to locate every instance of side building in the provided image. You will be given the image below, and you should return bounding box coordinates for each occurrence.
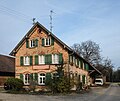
[0,54,15,86]
[10,22,101,90]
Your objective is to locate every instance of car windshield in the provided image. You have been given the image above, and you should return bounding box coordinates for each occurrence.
[95,80,102,82]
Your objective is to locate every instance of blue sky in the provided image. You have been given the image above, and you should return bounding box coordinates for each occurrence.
[0,0,120,68]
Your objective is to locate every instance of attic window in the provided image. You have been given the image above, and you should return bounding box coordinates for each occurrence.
[30,40,36,47]
[45,38,51,46]
[42,37,54,46]
[26,39,38,48]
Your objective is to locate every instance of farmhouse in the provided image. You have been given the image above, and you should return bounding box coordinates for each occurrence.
[10,22,101,90]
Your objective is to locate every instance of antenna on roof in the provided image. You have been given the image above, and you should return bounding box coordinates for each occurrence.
[49,10,55,33]
[32,18,36,25]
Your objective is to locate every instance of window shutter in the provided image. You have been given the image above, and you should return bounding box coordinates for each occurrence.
[20,74,23,80]
[26,39,29,48]
[45,73,52,84]
[51,37,54,45]
[59,53,63,64]
[77,59,79,66]
[79,60,81,68]
[42,38,44,46]
[34,73,38,82]
[48,54,52,64]
[35,39,38,47]
[45,54,48,64]
[30,56,33,65]
[20,56,24,66]
[82,75,85,84]
[45,54,52,64]
[86,64,89,71]
[30,73,33,81]
[81,60,83,69]
[35,55,38,65]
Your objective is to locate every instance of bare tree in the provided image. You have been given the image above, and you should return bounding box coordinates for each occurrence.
[72,40,101,65]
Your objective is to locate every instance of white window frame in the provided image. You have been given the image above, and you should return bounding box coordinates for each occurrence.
[38,73,46,85]
[29,39,36,48]
[52,54,59,64]
[39,55,45,64]
[24,74,30,85]
[45,37,51,46]
[24,56,30,65]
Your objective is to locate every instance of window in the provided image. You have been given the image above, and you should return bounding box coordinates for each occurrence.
[20,56,33,66]
[69,55,73,63]
[39,55,45,64]
[79,61,81,68]
[45,38,51,46]
[52,54,59,64]
[24,56,30,65]
[73,56,75,64]
[24,74,30,85]
[38,73,46,85]
[30,39,36,47]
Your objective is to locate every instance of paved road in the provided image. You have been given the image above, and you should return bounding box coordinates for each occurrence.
[0,83,119,101]
[92,83,120,101]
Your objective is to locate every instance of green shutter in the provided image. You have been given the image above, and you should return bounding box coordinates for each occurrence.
[30,56,33,65]
[45,54,48,64]
[20,74,23,80]
[86,64,89,71]
[45,73,52,84]
[48,54,52,64]
[42,38,44,46]
[20,56,24,66]
[59,53,63,64]
[51,37,54,45]
[30,73,33,81]
[35,39,38,47]
[81,60,83,69]
[45,54,52,64]
[26,39,29,48]
[79,60,81,68]
[77,59,79,67]
[35,55,38,65]
[34,73,38,82]
[82,75,85,84]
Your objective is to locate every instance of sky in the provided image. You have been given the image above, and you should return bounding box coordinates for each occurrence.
[0,0,120,68]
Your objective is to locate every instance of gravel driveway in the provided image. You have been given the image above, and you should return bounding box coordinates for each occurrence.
[0,86,109,101]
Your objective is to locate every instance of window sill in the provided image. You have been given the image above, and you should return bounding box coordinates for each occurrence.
[28,46,37,49]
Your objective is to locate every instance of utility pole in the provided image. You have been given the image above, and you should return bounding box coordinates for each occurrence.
[49,10,55,32]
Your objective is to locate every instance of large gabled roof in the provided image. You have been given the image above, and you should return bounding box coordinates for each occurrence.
[9,22,102,75]
[0,54,15,73]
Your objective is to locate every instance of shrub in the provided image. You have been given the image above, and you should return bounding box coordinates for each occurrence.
[46,76,74,93]
[4,78,24,91]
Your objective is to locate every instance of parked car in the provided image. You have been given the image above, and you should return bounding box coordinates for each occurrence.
[95,78,104,86]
